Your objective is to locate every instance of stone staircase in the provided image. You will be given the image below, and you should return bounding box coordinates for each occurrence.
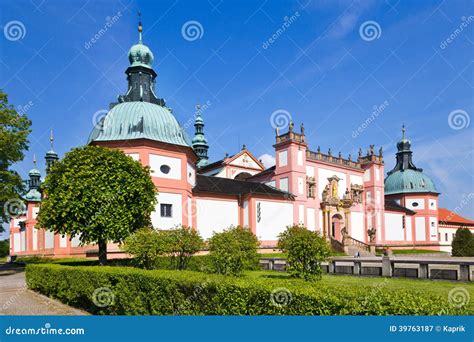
[330,236,374,256]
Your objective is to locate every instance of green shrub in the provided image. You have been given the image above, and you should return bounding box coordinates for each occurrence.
[166,225,204,270]
[278,224,331,281]
[26,264,467,315]
[122,228,170,269]
[208,226,260,276]
[452,227,474,257]
[0,239,9,257]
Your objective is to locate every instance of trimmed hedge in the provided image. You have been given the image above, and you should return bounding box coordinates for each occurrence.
[26,264,466,315]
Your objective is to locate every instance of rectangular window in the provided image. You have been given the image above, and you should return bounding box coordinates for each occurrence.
[445,233,448,241]
[160,204,172,218]
[278,150,288,167]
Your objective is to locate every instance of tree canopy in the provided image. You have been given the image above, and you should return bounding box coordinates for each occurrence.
[37,145,157,264]
[0,90,32,229]
[451,227,474,257]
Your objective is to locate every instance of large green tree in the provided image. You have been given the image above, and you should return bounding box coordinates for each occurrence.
[0,91,32,230]
[37,145,157,264]
[451,227,474,257]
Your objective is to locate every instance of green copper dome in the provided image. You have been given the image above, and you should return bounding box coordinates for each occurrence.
[28,168,41,177]
[24,188,41,202]
[88,101,192,147]
[385,169,437,195]
[128,43,154,68]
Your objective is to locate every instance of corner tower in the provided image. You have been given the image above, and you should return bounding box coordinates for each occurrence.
[384,125,439,245]
[192,104,209,168]
[45,130,59,174]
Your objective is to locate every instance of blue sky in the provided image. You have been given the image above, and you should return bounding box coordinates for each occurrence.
[1,0,473,238]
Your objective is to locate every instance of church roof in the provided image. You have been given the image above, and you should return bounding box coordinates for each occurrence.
[193,175,292,198]
[384,125,437,195]
[88,101,192,147]
[438,208,474,226]
[385,169,437,195]
[198,148,264,173]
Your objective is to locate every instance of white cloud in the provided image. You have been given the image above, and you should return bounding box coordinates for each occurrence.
[258,153,275,169]
[324,0,377,40]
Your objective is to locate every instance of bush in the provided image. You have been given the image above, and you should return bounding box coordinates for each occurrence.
[452,227,474,257]
[122,228,170,269]
[167,225,204,270]
[208,226,260,276]
[278,224,331,281]
[0,239,10,257]
[26,264,467,315]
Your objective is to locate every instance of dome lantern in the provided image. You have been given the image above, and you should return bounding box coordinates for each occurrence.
[384,125,438,195]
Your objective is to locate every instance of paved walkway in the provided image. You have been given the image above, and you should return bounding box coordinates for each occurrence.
[0,263,86,315]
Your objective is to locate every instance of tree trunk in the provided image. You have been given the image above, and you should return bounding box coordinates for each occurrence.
[98,238,107,265]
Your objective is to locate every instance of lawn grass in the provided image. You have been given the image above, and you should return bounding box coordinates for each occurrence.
[392,249,447,255]
[259,250,347,258]
[376,249,447,255]
[248,270,474,313]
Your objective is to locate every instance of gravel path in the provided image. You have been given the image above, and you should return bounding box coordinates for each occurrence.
[0,263,86,315]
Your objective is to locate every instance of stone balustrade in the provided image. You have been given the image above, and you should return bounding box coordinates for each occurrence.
[259,256,474,281]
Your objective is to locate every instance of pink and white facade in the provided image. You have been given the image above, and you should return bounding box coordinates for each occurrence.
[9,26,473,258]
